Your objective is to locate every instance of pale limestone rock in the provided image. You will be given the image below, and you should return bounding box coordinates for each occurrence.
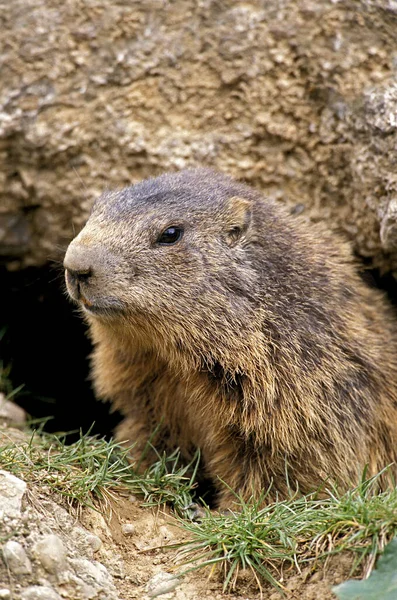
[2,540,32,575]
[0,470,26,519]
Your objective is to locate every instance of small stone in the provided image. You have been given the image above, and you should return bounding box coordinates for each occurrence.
[32,534,67,574]
[0,470,27,518]
[71,527,102,553]
[2,540,32,574]
[20,586,62,600]
[121,523,135,536]
[146,572,179,598]
[0,590,11,599]
[86,533,102,552]
[69,557,113,585]
[0,394,26,425]
[128,494,137,503]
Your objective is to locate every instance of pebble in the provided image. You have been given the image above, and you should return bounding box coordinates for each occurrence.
[0,470,27,518]
[2,540,32,575]
[0,590,11,599]
[0,393,26,425]
[32,534,67,574]
[146,572,180,598]
[85,533,102,552]
[69,557,112,585]
[20,586,62,600]
[71,527,102,553]
[121,523,135,536]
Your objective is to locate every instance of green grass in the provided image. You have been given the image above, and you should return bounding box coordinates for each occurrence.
[0,428,198,511]
[1,425,397,594]
[135,446,200,513]
[173,473,397,593]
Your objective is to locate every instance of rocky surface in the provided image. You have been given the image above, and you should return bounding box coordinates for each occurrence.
[2,0,397,271]
[0,469,120,599]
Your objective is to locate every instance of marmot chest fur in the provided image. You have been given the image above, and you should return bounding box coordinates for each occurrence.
[64,168,397,507]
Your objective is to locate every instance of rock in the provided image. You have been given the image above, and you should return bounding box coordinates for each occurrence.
[0,393,26,426]
[85,534,102,553]
[32,534,67,574]
[0,452,120,600]
[0,212,31,258]
[69,558,115,588]
[20,586,62,600]
[2,0,397,273]
[121,523,135,536]
[380,196,397,252]
[70,527,102,555]
[0,470,26,518]
[2,540,32,575]
[92,549,126,580]
[146,572,180,598]
[81,507,112,541]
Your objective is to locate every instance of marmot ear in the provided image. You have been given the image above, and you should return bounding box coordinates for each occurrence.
[223,196,252,246]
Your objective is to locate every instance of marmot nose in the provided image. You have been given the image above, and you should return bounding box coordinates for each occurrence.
[64,243,95,274]
[64,243,95,297]
[66,266,92,283]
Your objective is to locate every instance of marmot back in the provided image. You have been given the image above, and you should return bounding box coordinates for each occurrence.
[64,169,397,507]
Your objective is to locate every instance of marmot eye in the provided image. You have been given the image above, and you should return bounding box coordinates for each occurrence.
[157,226,184,245]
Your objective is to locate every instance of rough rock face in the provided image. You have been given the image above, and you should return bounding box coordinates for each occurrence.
[0,470,122,599]
[0,469,120,600]
[1,0,397,272]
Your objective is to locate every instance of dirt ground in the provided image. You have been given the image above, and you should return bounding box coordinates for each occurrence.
[81,493,354,600]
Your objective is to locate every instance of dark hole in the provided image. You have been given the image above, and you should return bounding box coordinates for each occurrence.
[0,264,122,442]
[360,266,397,307]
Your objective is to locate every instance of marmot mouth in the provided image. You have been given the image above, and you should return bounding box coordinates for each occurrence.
[80,295,93,308]
[79,296,125,317]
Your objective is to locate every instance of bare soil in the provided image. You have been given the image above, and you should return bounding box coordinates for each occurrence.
[82,493,355,600]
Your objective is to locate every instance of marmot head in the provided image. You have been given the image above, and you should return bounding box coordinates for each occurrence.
[64,169,266,359]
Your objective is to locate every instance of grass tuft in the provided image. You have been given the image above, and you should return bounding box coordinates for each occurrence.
[0,428,197,511]
[173,472,397,592]
[132,446,200,514]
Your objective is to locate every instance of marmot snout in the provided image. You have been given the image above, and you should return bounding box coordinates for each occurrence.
[64,168,397,507]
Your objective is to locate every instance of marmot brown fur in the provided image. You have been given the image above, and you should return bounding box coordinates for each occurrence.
[64,168,397,508]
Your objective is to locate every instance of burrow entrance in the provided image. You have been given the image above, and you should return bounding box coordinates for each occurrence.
[0,264,121,440]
